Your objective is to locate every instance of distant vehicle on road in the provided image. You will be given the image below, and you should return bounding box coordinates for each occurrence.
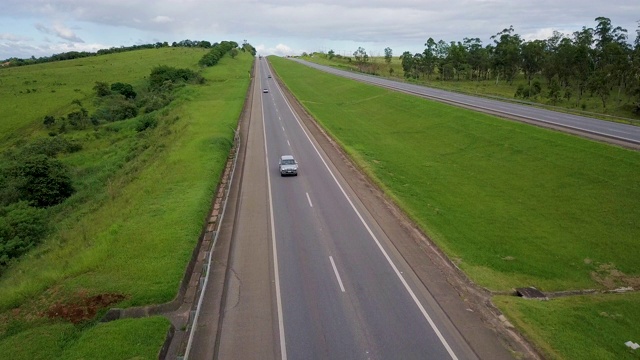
[268,75,272,78]
[279,155,298,176]
[263,88,269,93]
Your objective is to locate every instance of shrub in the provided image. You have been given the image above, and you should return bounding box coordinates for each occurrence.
[149,66,202,90]
[19,137,83,157]
[93,97,138,122]
[111,82,137,99]
[136,115,158,132]
[43,115,56,127]
[8,154,75,208]
[93,81,111,97]
[0,201,48,270]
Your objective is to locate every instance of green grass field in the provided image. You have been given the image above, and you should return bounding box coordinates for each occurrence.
[268,55,640,359]
[0,48,253,358]
[495,293,640,360]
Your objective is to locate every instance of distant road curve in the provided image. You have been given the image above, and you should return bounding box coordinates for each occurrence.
[292,59,640,148]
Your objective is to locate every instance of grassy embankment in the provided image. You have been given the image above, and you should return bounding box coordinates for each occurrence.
[304,54,640,123]
[0,48,252,358]
[268,56,640,360]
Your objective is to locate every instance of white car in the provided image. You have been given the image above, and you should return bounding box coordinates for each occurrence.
[263,88,269,93]
[279,155,298,176]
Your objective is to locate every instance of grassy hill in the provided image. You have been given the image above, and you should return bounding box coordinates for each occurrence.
[0,47,253,358]
[268,56,640,360]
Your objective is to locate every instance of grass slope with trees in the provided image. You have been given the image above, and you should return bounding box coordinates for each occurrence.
[0,44,254,359]
[306,17,640,123]
[268,56,640,360]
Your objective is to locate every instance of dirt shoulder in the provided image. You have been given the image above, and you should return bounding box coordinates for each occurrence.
[267,60,542,360]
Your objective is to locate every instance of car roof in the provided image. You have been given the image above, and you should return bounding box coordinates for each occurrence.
[280,155,295,160]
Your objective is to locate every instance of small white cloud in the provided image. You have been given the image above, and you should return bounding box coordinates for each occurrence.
[0,33,29,42]
[152,16,173,23]
[35,22,84,43]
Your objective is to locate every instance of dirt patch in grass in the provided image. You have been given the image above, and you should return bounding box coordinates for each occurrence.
[591,263,640,289]
[46,292,126,324]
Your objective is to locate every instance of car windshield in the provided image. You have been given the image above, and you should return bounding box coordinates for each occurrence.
[282,159,295,165]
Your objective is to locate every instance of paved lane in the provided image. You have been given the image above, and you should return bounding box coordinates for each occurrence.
[292,59,640,146]
[260,59,478,359]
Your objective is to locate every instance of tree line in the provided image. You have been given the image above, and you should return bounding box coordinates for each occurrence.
[327,17,639,114]
[399,17,640,112]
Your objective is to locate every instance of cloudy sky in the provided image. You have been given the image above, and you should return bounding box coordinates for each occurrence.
[1,0,638,60]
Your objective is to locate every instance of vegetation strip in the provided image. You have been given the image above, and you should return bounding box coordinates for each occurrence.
[1,45,254,359]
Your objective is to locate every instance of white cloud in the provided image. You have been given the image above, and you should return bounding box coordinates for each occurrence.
[0,33,30,41]
[152,16,173,24]
[35,22,84,42]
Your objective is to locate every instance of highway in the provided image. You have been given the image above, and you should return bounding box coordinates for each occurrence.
[262,56,483,359]
[292,59,640,147]
[261,58,475,359]
[187,59,519,359]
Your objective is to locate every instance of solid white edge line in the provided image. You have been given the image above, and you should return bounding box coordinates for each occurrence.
[262,63,288,360]
[273,77,459,360]
[329,256,346,292]
[306,192,313,207]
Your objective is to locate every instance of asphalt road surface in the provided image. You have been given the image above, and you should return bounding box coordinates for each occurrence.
[292,59,640,147]
[185,58,527,359]
[192,59,522,360]
[261,60,474,359]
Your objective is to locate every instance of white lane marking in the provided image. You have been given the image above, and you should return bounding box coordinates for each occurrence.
[262,75,288,360]
[282,126,285,131]
[287,140,291,147]
[306,192,313,207]
[329,256,345,292]
[274,80,459,360]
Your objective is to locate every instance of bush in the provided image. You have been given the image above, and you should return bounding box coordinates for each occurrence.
[19,136,83,157]
[93,81,111,97]
[93,97,138,122]
[43,115,56,127]
[0,202,48,270]
[149,66,202,90]
[136,115,158,132]
[111,82,137,99]
[8,154,75,208]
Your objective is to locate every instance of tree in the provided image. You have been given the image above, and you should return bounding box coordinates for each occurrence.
[384,47,393,64]
[464,37,487,80]
[328,49,335,59]
[230,48,239,59]
[399,51,414,78]
[491,26,522,84]
[447,41,468,80]
[353,47,367,64]
[521,40,546,85]
[423,38,437,79]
